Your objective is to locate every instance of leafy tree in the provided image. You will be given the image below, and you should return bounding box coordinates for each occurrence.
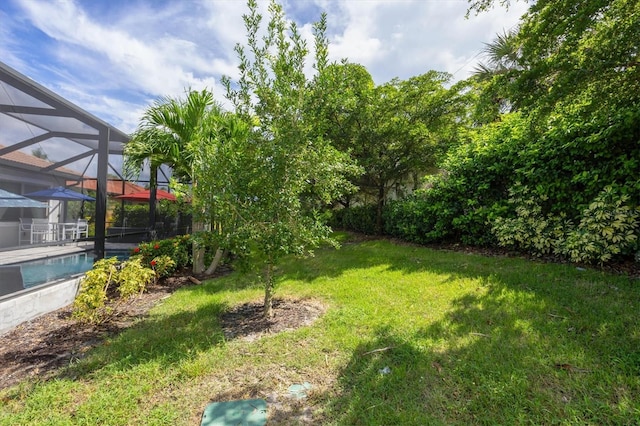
[469,0,640,120]
[201,0,357,318]
[310,65,468,233]
[381,0,640,261]
[306,62,373,209]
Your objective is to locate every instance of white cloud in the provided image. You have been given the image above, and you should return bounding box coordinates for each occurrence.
[3,0,529,137]
[319,0,528,83]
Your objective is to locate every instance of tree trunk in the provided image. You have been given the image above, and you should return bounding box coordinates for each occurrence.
[149,165,157,235]
[263,262,274,319]
[376,184,385,235]
[204,248,225,275]
[191,221,205,274]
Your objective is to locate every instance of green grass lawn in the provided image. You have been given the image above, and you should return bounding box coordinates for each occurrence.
[1,236,639,425]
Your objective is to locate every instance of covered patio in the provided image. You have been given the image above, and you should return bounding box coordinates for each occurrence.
[0,60,130,257]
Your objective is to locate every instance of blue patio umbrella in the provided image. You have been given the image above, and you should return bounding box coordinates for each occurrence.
[24,186,95,202]
[0,188,47,208]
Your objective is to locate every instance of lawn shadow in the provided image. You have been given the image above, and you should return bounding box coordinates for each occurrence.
[409,272,640,423]
[322,327,443,425]
[285,238,640,422]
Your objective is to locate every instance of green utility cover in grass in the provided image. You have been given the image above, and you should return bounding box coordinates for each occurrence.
[200,399,267,426]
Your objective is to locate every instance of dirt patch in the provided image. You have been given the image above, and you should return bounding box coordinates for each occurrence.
[221,298,326,342]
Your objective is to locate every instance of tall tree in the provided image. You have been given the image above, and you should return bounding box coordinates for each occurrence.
[306,62,374,208]
[469,0,640,119]
[309,65,467,233]
[470,29,523,122]
[365,72,467,232]
[207,0,356,318]
[473,29,522,81]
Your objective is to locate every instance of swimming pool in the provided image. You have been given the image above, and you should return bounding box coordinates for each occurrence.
[0,250,131,298]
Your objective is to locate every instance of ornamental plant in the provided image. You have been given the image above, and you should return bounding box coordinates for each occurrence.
[115,257,156,297]
[150,255,177,280]
[491,183,570,256]
[72,257,120,324]
[560,186,639,264]
[73,257,156,324]
[132,234,193,271]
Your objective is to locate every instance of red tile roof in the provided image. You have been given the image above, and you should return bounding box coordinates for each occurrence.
[67,178,146,195]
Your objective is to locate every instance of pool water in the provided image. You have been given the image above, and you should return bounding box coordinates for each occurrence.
[0,250,131,298]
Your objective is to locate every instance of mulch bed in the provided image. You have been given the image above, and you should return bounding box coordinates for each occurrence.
[0,265,327,391]
[221,298,326,342]
[0,269,214,390]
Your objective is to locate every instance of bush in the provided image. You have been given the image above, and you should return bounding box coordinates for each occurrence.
[560,186,639,264]
[331,204,378,235]
[492,184,639,264]
[115,257,156,297]
[73,257,119,324]
[150,255,177,279]
[383,195,443,244]
[491,184,571,256]
[132,234,193,270]
[382,107,640,258]
[73,257,155,324]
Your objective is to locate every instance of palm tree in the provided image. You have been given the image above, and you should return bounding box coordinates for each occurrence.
[124,89,219,272]
[125,89,217,182]
[473,28,522,81]
[471,28,525,118]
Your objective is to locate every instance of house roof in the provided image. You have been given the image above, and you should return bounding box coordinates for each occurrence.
[0,143,81,178]
[67,178,146,195]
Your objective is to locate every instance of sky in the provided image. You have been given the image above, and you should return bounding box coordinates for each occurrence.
[0,0,529,136]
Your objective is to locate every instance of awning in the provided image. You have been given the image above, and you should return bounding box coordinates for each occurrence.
[0,188,47,208]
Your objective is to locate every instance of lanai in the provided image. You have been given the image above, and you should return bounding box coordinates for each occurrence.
[0,60,130,258]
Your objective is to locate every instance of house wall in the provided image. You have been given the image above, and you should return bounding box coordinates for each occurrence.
[0,221,19,248]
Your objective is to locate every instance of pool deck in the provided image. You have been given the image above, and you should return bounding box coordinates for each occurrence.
[0,242,135,266]
[0,242,93,266]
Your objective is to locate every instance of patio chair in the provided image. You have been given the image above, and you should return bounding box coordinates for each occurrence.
[30,218,51,244]
[18,218,32,245]
[75,219,89,240]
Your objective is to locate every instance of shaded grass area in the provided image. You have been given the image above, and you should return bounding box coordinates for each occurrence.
[1,236,639,425]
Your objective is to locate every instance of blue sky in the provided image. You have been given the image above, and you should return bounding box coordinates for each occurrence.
[0,0,528,135]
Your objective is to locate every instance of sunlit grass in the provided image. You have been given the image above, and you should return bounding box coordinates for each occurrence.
[1,235,638,425]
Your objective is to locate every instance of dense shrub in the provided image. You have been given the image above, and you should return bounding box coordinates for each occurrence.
[560,186,639,264]
[377,108,639,264]
[492,184,571,256]
[382,114,528,245]
[383,195,448,244]
[132,234,193,269]
[492,185,639,264]
[331,204,378,235]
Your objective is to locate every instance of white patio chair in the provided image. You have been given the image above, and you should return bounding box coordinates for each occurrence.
[75,219,89,240]
[30,218,51,244]
[18,218,32,245]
